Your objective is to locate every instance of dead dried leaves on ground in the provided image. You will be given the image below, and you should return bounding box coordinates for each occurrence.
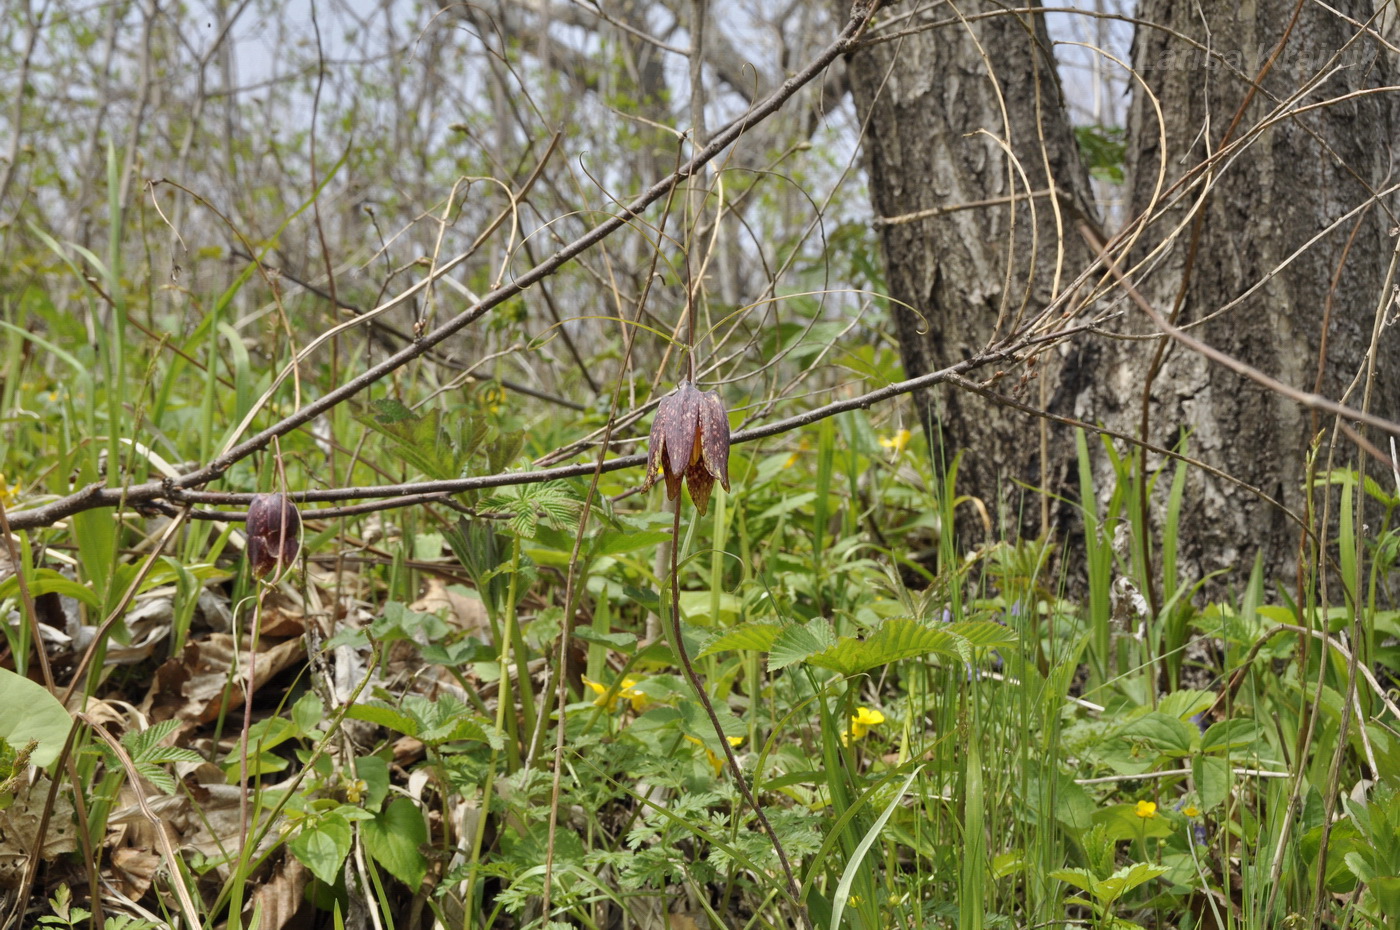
[2,560,498,929]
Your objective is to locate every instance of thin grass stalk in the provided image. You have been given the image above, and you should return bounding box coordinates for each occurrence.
[668,500,807,927]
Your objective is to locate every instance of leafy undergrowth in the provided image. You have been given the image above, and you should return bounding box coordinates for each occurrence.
[2,273,1399,929]
[4,392,1399,930]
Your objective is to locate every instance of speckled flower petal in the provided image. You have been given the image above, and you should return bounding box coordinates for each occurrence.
[662,382,701,480]
[645,409,667,491]
[697,389,731,492]
[685,460,715,515]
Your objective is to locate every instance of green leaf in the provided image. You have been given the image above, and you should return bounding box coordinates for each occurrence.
[944,620,1018,651]
[0,569,101,610]
[1200,719,1261,754]
[678,699,746,748]
[593,529,673,557]
[573,627,637,651]
[677,591,741,626]
[698,621,784,658]
[768,619,837,671]
[346,703,418,737]
[755,492,818,521]
[290,815,353,885]
[354,756,391,810]
[0,668,72,767]
[1091,804,1175,841]
[805,618,967,676]
[1370,875,1400,916]
[1096,861,1169,901]
[1194,755,1231,811]
[362,798,428,887]
[1115,712,1197,756]
[1156,689,1216,721]
[1050,867,1100,895]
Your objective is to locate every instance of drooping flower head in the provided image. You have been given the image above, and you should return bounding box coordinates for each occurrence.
[246,493,301,579]
[645,381,731,515]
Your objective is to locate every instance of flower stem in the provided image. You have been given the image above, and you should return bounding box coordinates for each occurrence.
[668,503,808,927]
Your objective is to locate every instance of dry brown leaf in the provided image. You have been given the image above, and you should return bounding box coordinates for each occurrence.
[246,853,310,930]
[409,576,490,638]
[392,736,425,768]
[110,846,162,900]
[0,776,78,888]
[147,633,307,724]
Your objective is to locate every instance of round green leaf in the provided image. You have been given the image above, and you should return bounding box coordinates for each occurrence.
[0,667,73,768]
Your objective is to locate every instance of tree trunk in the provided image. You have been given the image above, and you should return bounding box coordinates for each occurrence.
[842,3,1099,544]
[845,0,1400,587]
[1116,0,1400,585]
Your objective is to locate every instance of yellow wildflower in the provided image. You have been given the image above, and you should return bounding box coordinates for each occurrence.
[0,474,21,508]
[619,680,652,712]
[685,734,743,775]
[841,707,886,745]
[1135,800,1157,819]
[878,429,912,456]
[783,437,812,469]
[1182,804,1201,818]
[581,675,640,712]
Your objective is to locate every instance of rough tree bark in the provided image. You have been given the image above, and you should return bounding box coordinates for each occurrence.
[1116,0,1400,584]
[845,0,1400,586]
[842,2,1099,543]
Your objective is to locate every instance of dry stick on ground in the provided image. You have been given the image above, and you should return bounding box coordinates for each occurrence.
[5,1,882,535]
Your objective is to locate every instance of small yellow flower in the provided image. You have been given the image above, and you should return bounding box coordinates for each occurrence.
[783,437,812,469]
[878,429,912,456]
[685,734,743,775]
[1135,800,1158,819]
[581,675,640,712]
[0,474,20,508]
[1182,804,1201,818]
[841,707,886,745]
[619,680,652,712]
[345,778,368,804]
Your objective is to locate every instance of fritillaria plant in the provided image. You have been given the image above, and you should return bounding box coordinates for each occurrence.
[644,380,730,514]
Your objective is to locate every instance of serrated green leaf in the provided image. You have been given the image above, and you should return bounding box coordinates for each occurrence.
[346,703,419,737]
[1049,867,1100,895]
[678,699,745,747]
[1096,861,1168,900]
[122,719,182,759]
[944,620,1018,651]
[1194,754,1230,811]
[369,398,416,424]
[768,619,837,671]
[698,621,784,658]
[805,618,967,676]
[1157,689,1216,721]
